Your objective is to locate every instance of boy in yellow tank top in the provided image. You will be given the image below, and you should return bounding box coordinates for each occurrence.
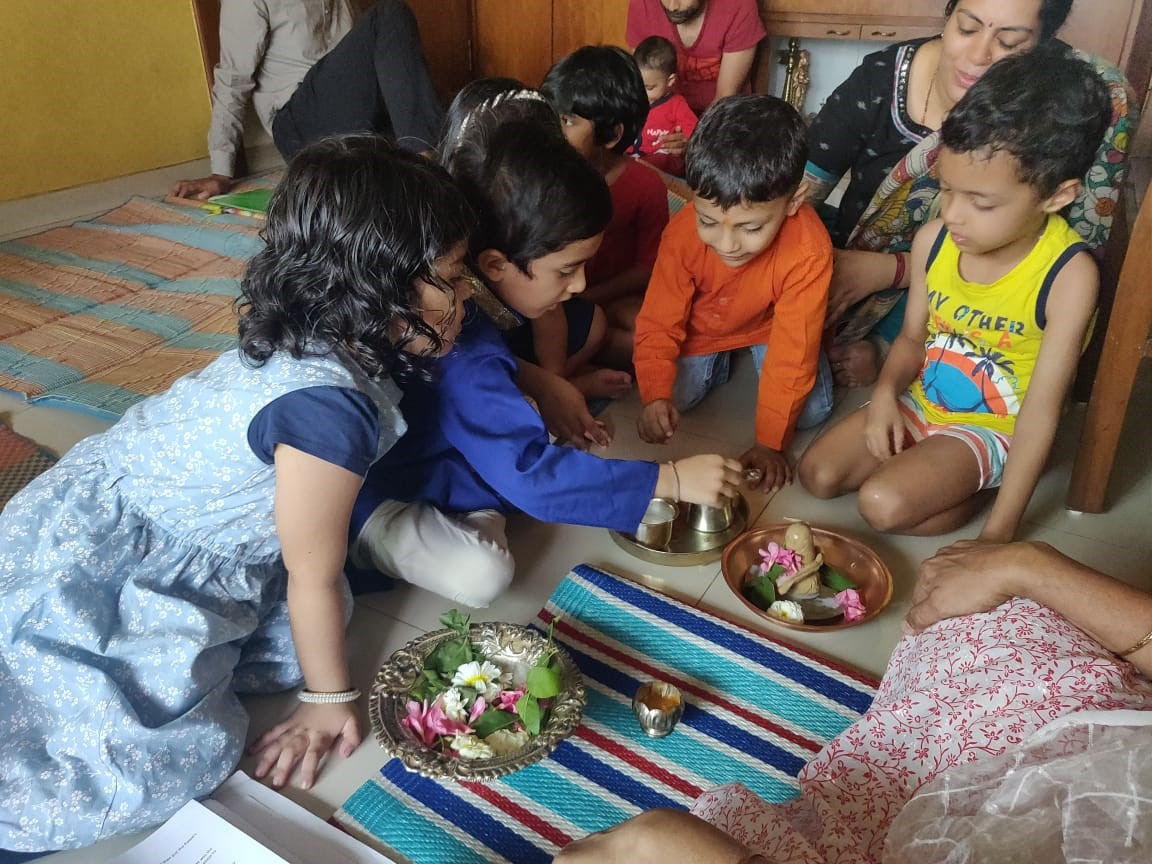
[798,44,1111,541]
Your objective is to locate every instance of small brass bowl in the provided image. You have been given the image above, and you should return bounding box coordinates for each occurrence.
[632,681,685,737]
[686,500,734,533]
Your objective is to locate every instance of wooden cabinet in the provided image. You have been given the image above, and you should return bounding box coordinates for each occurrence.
[756,0,1152,96]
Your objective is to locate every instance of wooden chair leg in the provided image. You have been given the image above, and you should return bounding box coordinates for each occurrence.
[1067,193,1152,512]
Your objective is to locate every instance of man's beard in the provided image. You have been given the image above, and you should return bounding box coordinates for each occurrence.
[663,1,705,25]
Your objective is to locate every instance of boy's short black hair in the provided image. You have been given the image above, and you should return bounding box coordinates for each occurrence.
[449,119,612,274]
[686,95,808,207]
[940,43,1110,198]
[634,35,678,77]
[542,45,650,154]
[944,0,1072,41]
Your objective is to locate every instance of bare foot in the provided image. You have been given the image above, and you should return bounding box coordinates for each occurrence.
[572,368,633,400]
[828,340,880,388]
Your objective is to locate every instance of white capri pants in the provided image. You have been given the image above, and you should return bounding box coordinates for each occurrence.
[349,500,515,608]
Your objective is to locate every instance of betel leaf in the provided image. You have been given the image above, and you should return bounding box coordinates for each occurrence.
[526,662,563,699]
[517,694,543,736]
[743,572,777,610]
[471,707,519,738]
[821,564,856,593]
[426,635,473,675]
[440,609,471,634]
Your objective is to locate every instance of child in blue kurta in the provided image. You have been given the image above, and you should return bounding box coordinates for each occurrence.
[0,135,475,854]
[349,106,742,607]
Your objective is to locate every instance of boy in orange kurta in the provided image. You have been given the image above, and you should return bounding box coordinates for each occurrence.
[634,95,833,493]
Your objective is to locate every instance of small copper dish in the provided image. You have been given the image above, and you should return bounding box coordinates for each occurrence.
[721,525,893,632]
[632,681,685,737]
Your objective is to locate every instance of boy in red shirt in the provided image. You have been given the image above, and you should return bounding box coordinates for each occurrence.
[542,45,671,372]
[635,95,834,492]
[632,35,699,177]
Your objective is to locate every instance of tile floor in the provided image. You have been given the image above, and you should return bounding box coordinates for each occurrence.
[4,159,1151,863]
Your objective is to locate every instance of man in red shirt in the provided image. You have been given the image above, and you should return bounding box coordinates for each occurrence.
[626,0,765,115]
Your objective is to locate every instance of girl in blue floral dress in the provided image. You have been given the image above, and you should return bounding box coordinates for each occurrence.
[0,134,475,855]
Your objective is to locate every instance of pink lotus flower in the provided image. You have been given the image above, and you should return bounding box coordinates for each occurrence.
[496,686,525,712]
[402,698,472,747]
[837,588,866,622]
[758,542,802,575]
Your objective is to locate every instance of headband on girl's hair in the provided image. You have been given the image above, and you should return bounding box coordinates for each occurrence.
[455,89,549,143]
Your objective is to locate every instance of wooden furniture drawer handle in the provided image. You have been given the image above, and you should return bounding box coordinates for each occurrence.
[825,28,852,36]
[870,30,897,37]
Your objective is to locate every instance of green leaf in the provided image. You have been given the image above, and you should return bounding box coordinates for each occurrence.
[440,609,471,634]
[471,707,519,738]
[764,563,786,582]
[426,635,473,675]
[517,694,543,736]
[821,564,856,593]
[743,572,777,610]
[526,663,563,699]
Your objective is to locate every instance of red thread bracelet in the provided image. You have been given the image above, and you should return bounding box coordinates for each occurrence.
[891,251,907,290]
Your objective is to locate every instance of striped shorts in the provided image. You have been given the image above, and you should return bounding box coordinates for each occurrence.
[897,392,1012,490]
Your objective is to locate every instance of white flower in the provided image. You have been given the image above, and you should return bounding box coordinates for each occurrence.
[484,728,531,757]
[438,687,468,722]
[451,660,507,701]
[451,733,494,760]
[768,600,805,623]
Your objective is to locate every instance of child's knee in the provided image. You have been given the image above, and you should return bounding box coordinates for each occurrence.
[797,450,843,499]
[857,477,911,533]
[446,544,515,608]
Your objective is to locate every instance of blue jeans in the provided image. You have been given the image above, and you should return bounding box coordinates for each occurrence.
[672,346,834,432]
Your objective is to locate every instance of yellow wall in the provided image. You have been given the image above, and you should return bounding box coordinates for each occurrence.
[0,0,211,202]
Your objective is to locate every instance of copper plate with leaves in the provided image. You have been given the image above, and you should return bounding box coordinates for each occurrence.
[370,622,586,780]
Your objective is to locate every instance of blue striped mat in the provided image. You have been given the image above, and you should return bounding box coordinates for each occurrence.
[335,564,878,862]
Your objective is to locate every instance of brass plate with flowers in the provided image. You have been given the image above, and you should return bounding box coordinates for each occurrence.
[370,616,586,780]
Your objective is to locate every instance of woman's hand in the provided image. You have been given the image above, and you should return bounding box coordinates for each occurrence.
[673,454,744,507]
[249,701,362,790]
[826,249,903,325]
[740,444,791,493]
[905,540,1048,634]
[638,399,679,444]
[863,392,904,460]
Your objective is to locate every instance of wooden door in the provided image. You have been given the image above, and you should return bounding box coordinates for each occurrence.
[408,0,474,103]
[553,0,630,61]
[473,0,554,87]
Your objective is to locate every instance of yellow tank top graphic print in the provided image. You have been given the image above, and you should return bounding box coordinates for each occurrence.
[910,214,1086,435]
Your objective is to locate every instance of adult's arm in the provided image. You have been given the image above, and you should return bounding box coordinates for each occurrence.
[909,540,1152,678]
[211,0,270,179]
[714,47,757,103]
[554,808,763,864]
[980,249,1098,541]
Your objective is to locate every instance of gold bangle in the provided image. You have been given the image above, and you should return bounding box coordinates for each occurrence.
[666,461,681,503]
[1119,627,1152,658]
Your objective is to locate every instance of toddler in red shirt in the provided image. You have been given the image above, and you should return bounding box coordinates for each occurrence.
[632,35,699,177]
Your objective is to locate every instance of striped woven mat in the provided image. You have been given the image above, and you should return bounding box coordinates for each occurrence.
[335,564,879,863]
[0,176,277,419]
[0,420,56,510]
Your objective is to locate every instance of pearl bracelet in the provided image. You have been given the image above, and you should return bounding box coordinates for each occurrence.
[297,687,361,704]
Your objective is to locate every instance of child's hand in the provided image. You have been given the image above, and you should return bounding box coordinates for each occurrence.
[249,701,361,790]
[864,393,904,460]
[674,454,744,506]
[537,374,612,449]
[740,444,792,493]
[657,127,688,157]
[638,399,679,443]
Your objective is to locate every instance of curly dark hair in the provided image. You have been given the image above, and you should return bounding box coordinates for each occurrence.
[237,134,475,382]
[943,0,1073,41]
[687,95,808,207]
[941,42,1109,197]
[542,45,650,155]
[448,118,611,275]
